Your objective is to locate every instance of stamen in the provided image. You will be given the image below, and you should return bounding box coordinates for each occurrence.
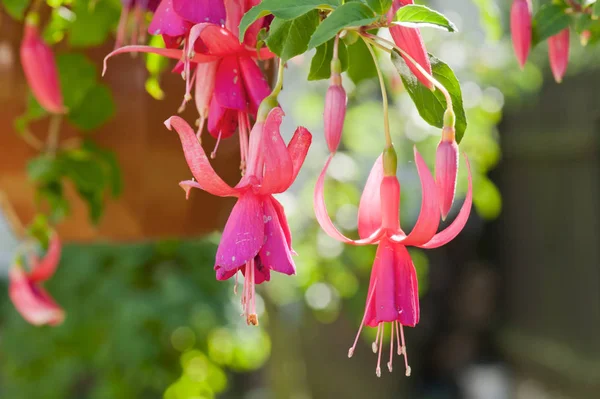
[348,279,377,358]
[376,323,384,377]
[211,129,223,159]
[196,115,205,142]
[238,112,249,173]
[395,321,402,355]
[247,258,258,326]
[115,7,130,49]
[399,323,411,377]
[233,271,239,295]
[387,322,394,372]
[372,323,382,353]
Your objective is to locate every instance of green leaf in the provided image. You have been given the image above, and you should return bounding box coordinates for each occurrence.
[68,85,115,131]
[1,0,29,20]
[346,38,377,84]
[15,93,48,133]
[265,11,320,61]
[308,3,378,49]
[308,39,348,80]
[532,4,570,45]
[365,0,392,15]
[594,0,600,19]
[82,141,123,197]
[43,7,75,44]
[391,51,467,143]
[56,53,97,111]
[26,214,52,250]
[27,156,61,184]
[393,4,457,32]
[239,0,341,40]
[69,0,120,48]
[37,181,70,222]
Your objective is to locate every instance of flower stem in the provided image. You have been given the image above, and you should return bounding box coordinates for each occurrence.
[363,38,392,149]
[362,32,453,114]
[272,59,285,98]
[47,114,62,157]
[20,127,44,151]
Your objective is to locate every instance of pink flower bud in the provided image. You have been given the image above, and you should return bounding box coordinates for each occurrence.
[510,0,532,69]
[323,76,347,153]
[548,29,570,83]
[389,25,433,90]
[20,15,65,114]
[435,130,459,220]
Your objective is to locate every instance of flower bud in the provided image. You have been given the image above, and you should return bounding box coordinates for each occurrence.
[20,14,65,114]
[323,75,347,153]
[510,0,532,69]
[548,29,570,83]
[435,129,459,220]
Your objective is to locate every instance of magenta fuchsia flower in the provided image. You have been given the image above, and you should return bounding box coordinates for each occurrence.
[388,0,434,90]
[548,29,570,83]
[165,107,311,325]
[510,0,532,69]
[20,13,65,114]
[9,234,65,326]
[104,1,272,155]
[314,147,472,376]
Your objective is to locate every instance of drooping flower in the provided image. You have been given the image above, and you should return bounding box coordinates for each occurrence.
[314,147,472,376]
[104,1,272,153]
[435,124,459,220]
[548,28,570,83]
[388,0,434,90]
[9,233,65,326]
[115,0,161,48]
[165,107,311,325]
[20,13,65,114]
[510,0,532,69]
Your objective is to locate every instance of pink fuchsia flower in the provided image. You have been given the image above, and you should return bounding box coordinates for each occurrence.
[165,107,311,325]
[388,0,434,90]
[9,233,64,326]
[510,0,532,69]
[323,59,347,153]
[314,147,472,376]
[436,126,459,220]
[20,13,65,114]
[548,29,570,83]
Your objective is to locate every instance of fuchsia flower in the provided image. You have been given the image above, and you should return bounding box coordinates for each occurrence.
[510,0,532,69]
[435,125,459,220]
[9,234,65,326]
[548,29,570,83]
[314,147,472,376]
[20,13,65,114]
[165,107,311,325]
[104,0,272,151]
[388,0,434,90]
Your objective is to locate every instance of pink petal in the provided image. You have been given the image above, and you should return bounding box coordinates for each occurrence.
[380,176,401,231]
[20,23,65,114]
[173,0,226,25]
[511,0,532,69]
[194,61,219,121]
[191,23,242,55]
[390,25,433,90]
[148,0,190,37]
[224,0,244,36]
[238,56,270,114]
[286,126,312,185]
[393,147,440,246]
[164,116,237,197]
[207,98,239,139]
[258,107,294,194]
[314,155,383,245]
[270,196,292,250]
[365,239,397,327]
[548,28,570,83]
[215,193,264,269]
[9,267,64,326]
[259,198,295,275]
[394,243,419,326]
[420,155,472,249]
[214,56,247,111]
[215,265,238,281]
[358,155,383,239]
[28,233,61,283]
[179,180,203,199]
[102,45,217,76]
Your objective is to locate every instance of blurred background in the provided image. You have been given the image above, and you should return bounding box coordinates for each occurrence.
[1,0,599,398]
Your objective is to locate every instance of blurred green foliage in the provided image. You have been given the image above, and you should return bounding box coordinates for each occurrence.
[0,240,270,399]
